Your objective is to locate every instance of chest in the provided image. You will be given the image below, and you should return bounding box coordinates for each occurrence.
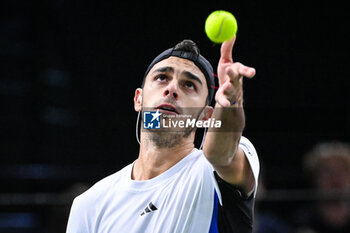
[94,169,215,233]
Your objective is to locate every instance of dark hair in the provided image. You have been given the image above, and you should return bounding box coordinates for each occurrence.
[173,39,200,56]
[142,40,211,105]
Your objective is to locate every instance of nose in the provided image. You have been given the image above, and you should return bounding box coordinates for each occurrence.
[163,82,178,99]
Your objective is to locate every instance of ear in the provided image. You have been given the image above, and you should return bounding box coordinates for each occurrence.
[134,88,143,112]
[199,106,214,121]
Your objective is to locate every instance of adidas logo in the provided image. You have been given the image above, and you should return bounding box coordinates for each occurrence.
[140,202,158,216]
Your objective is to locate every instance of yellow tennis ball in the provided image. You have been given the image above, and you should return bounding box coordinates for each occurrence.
[205,10,238,43]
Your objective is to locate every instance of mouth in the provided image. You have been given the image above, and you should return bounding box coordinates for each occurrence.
[155,104,179,115]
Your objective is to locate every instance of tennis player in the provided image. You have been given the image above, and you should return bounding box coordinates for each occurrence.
[66,37,259,233]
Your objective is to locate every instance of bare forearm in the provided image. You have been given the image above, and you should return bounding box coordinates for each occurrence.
[203,103,245,166]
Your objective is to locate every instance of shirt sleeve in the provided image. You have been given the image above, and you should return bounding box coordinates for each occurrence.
[239,136,260,198]
[66,196,90,233]
[214,171,255,233]
[211,136,260,233]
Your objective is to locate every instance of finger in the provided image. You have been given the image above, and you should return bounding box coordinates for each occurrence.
[228,62,256,79]
[220,36,236,63]
[221,79,233,94]
[219,97,231,107]
[226,67,241,86]
[239,66,256,78]
[217,93,231,107]
[216,82,232,107]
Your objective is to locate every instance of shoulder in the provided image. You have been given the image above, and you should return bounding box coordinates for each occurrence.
[67,164,133,232]
[72,163,132,210]
[239,136,258,159]
[239,136,260,196]
[238,136,259,175]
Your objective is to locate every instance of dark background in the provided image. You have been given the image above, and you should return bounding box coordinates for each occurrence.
[1,0,349,232]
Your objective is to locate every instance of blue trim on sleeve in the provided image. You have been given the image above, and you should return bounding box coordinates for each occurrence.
[209,190,219,233]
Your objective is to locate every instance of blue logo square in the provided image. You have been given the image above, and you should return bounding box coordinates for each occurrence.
[143,111,161,129]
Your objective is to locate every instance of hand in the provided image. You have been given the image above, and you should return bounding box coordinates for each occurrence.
[216,36,256,107]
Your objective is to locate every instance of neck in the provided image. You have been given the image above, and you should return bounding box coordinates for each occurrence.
[132,132,195,180]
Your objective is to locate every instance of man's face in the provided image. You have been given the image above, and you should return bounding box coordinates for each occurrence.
[134,56,212,148]
[141,56,209,113]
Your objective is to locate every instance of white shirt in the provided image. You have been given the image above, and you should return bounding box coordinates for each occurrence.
[66,136,259,233]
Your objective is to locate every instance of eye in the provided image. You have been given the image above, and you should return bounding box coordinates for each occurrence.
[156,74,167,82]
[184,81,196,90]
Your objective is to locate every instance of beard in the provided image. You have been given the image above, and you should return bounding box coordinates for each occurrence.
[147,128,194,148]
[141,101,205,149]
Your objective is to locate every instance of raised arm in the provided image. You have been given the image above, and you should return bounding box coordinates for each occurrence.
[203,36,256,194]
